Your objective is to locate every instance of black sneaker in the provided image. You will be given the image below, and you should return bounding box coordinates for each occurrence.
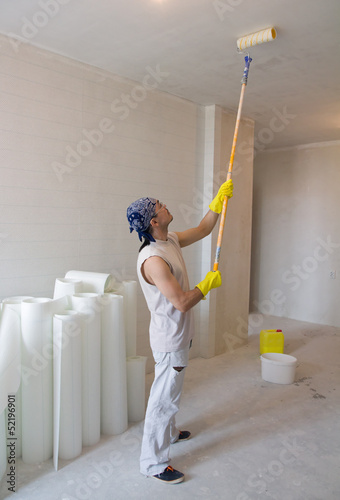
[176,430,191,442]
[153,466,184,484]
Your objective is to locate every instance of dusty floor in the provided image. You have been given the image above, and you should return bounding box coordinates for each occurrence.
[1,314,339,499]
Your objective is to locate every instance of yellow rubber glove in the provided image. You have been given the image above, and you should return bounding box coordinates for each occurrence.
[196,271,222,298]
[209,179,233,214]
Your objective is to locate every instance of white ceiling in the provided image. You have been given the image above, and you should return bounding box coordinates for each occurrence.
[1,0,340,149]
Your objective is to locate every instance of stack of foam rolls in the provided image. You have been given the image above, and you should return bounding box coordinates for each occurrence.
[0,270,147,477]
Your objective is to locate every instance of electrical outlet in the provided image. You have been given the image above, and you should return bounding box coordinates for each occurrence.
[330,271,336,279]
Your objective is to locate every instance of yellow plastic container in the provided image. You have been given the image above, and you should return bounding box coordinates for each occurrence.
[260,329,284,355]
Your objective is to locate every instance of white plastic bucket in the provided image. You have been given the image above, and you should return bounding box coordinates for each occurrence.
[261,353,297,384]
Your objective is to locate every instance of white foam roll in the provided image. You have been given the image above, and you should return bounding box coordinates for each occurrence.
[53,278,83,299]
[115,281,137,357]
[237,27,277,51]
[2,296,32,304]
[53,311,82,470]
[70,294,101,447]
[21,297,68,464]
[101,294,128,435]
[126,356,147,422]
[0,411,6,484]
[1,296,32,460]
[0,299,26,414]
[21,298,52,464]
[51,295,70,315]
[65,271,114,293]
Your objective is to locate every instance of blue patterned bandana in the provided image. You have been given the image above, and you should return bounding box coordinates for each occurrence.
[127,197,157,242]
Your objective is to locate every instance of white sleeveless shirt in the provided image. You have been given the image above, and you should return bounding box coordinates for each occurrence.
[137,232,194,352]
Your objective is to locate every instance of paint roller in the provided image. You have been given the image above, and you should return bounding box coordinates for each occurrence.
[213,28,277,272]
[236,27,277,51]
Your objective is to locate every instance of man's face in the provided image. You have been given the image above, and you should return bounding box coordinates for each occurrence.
[153,201,173,225]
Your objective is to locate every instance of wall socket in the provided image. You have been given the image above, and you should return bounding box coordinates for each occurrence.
[330,271,336,279]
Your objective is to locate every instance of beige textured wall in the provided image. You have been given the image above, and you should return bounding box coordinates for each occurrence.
[0,34,205,370]
[198,106,254,357]
[251,142,340,328]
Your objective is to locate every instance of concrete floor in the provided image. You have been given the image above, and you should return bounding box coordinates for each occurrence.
[1,315,339,500]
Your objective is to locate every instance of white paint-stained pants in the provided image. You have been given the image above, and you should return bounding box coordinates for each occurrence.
[140,344,190,476]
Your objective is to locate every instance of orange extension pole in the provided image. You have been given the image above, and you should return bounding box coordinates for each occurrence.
[213,55,252,272]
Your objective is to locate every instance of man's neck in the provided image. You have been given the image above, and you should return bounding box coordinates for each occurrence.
[152,228,168,241]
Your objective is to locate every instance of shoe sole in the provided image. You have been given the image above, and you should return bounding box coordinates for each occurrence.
[152,475,184,484]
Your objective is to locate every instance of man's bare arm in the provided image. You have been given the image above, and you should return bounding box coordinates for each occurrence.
[175,210,219,248]
[142,256,203,313]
